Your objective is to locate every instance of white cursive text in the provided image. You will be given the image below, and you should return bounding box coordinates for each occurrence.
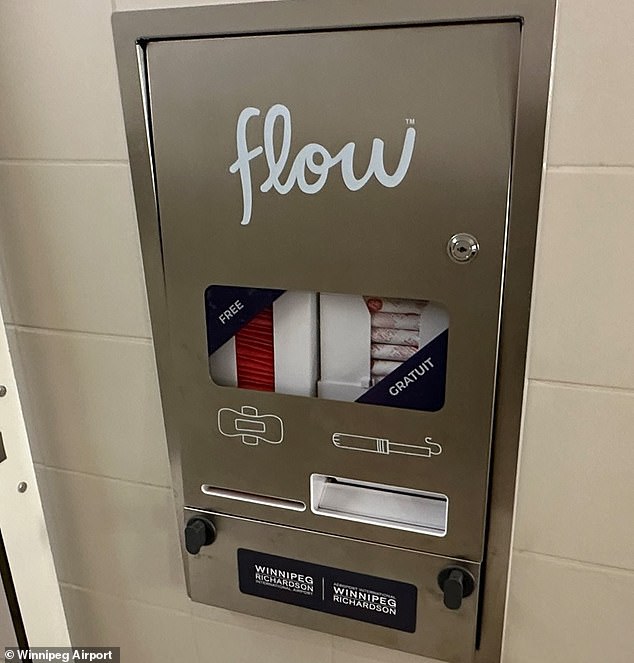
[229,104,416,225]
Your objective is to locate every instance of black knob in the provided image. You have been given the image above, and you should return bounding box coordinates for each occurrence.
[437,567,475,610]
[185,516,216,555]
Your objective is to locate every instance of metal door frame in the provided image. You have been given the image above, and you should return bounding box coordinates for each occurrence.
[0,528,23,647]
[112,2,557,660]
[0,301,70,646]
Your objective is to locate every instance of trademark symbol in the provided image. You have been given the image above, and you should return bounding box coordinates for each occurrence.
[406,118,416,125]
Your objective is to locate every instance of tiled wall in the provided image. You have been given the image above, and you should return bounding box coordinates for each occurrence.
[0,1,632,662]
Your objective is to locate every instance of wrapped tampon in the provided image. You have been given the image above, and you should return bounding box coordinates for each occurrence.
[365,297,427,314]
[371,343,417,361]
[371,359,402,377]
[370,312,420,330]
[370,327,419,346]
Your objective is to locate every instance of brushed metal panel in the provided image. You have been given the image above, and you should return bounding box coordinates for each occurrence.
[112,2,556,660]
[186,509,480,663]
[146,22,520,563]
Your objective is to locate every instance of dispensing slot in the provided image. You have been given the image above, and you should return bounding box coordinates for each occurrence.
[201,485,306,512]
[310,475,448,536]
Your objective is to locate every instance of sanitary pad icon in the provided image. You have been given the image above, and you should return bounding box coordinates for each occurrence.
[217,405,284,446]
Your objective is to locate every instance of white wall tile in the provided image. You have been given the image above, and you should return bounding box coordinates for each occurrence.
[193,616,333,663]
[332,636,441,663]
[60,585,196,663]
[529,169,634,388]
[0,0,127,160]
[547,0,634,166]
[504,552,634,663]
[0,280,14,325]
[36,466,190,612]
[514,382,634,570]
[192,601,333,650]
[7,328,171,487]
[0,164,151,337]
[0,1,630,661]
[193,595,442,663]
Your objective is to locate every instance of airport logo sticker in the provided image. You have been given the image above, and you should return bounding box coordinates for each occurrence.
[238,549,417,632]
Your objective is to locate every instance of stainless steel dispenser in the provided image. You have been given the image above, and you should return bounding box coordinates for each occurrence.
[113,2,556,661]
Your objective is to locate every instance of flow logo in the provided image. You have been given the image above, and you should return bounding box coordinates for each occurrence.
[229,104,417,226]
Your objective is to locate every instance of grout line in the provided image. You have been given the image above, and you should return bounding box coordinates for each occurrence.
[6,322,152,344]
[547,164,634,173]
[528,377,634,396]
[34,462,172,492]
[513,549,634,577]
[58,581,191,617]
[0,159,129,166]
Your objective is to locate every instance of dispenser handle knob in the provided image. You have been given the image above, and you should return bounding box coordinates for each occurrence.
[437,566,475,610]
[185,516,216,555]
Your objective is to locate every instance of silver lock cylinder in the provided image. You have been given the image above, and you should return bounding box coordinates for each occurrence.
[447,233,479,263]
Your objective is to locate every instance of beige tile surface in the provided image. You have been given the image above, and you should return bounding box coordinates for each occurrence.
[332,636,441,663]
[114,0,266,9]
[61,585,196,663]
[192,600,334,651]
[548,0,634,166]
[0,1,630,662]
[0,0,127,160]
[0,164,151,337]
[36,466,189,612]
[0,262,14,325]
[193,616,333,663]
[529,169,634,388]
[504,552,634,663]
[7,328,171,487]
[514,381,634,570]
[193,596,443,663]
[192,600,317,634]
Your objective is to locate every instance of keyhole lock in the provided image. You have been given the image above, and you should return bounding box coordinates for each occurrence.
[447,233,479,263]
[437,566,476,610]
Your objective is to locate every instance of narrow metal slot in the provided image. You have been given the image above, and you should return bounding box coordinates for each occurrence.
[310,474,448,536]
[201,485,306,512]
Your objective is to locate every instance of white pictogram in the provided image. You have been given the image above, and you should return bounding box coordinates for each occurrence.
[218,405,284,446]
[332,432,442,458]
[229,103,416,226]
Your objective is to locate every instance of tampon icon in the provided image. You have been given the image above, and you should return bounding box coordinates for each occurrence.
[332,432,442,458]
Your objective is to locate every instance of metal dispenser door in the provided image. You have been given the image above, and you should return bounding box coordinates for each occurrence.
[144,21,520,663]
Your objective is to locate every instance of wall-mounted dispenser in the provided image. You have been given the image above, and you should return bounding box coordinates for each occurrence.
[112,2,556,661]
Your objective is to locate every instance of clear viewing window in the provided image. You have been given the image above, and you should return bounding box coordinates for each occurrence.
[206,286,448,412]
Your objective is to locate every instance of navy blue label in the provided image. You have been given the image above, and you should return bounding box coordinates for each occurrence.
[205,285,284,354]
[357,329,448,411]
[238,549,417,632]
